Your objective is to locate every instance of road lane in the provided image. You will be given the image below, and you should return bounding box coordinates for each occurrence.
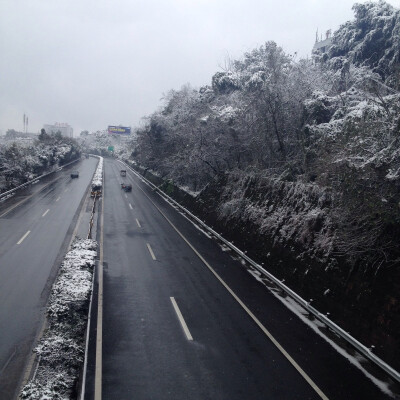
[88,158,398,400]
[0,157,98,399]
[140,193,331,399]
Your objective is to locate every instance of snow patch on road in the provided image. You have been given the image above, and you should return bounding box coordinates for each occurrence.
[20,238,97,400]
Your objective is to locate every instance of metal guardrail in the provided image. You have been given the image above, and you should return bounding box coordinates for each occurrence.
[86,154,102,239]
[87,194,97,240]
[0,158,80,201]
[121,160,400,385]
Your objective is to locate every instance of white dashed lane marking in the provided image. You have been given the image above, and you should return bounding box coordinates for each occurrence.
[17,230,31,245]
[146,243,156,260]
[170,297,193,341]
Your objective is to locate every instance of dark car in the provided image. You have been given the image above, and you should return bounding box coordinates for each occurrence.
[71,171,79,178]
[124,184,132,192]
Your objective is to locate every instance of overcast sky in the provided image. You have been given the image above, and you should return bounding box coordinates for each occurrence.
[0,0,398,136]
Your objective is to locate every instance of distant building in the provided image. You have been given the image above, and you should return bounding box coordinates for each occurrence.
[4,129,37,142]
[313,29,333,54]
[43,122,73,138]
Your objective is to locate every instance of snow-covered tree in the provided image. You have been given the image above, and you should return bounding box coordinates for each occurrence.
[0,134,81,193]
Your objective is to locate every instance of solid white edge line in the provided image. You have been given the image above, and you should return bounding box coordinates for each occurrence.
[136,218,141,228]
[94,171,104,400]
[0,198,28,218]
[146,243,156,260]
[17,230,31,245]
[127,168,329,400]
[42,209,50,217]
[79,156,102,398]
[32,355,42,379]
[80,267,96,400]
[170,297,193,341]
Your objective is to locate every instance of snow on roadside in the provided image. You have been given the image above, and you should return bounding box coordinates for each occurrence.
[20,238,97,400]
[0,192,15,202]
[91,156,103,188]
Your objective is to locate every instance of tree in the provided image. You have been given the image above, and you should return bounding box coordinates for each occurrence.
[53,131,63,141]
[327,1,400,84]
[5,129,18,140]
[38,128,50,142]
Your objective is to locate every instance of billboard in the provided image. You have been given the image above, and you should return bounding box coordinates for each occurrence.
[108,125,131,135]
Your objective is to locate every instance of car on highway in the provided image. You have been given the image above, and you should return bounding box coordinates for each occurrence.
[122,183,132,192]
[70,171,79,178]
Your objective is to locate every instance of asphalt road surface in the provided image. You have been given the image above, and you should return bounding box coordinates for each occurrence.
[84,158,398,400]
[0,157,98,399]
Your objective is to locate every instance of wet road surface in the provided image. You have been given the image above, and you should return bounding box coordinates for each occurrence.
[84,158,397,400]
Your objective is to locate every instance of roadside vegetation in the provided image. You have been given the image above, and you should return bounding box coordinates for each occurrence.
[78,130,132,160]
[0,129,81,193]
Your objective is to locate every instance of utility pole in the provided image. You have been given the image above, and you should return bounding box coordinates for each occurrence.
[23,114,29,133]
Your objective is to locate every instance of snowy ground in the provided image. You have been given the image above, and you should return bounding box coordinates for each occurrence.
[19,239,97,400]
[91,156,103,188]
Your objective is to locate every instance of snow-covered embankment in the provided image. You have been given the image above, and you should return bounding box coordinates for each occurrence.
[20,240,97,399]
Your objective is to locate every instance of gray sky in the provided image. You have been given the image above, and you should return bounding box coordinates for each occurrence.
[0,0,398,136]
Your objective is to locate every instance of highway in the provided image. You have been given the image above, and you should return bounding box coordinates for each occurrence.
[0,157,98,399]
[84,158,397,400]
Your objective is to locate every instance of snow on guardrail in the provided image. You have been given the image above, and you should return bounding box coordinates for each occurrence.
[20,239,97,400]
